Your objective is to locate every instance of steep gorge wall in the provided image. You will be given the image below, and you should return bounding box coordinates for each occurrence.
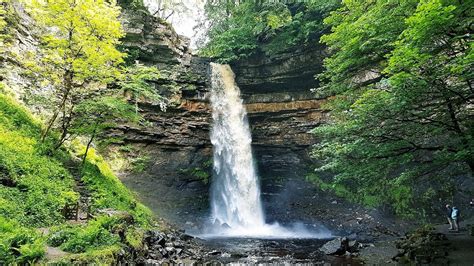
[113,11,330,225]
[232,46,328,182]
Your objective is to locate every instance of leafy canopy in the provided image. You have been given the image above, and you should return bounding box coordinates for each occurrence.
[27,0,125,84]
[313,0,473,216]
[199,1,340,62]
[22,0,125,145]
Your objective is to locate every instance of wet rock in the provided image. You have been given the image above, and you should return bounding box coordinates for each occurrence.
[148,252,162,260]
[180,233,194,241]
[221,223,231,229]
[319,238,341,255]
[159,248,168,258]
[207,250,222,256]
[320,237,361,256]
[165,246,175,254]
[157,237,166,246]
[393,226,450,264]
[349,240,361,252]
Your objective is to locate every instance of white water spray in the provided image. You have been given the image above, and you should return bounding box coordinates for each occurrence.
[208,63,331,238]
[209,63,265,230]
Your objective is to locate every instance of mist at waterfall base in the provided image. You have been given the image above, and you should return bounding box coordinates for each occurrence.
[197,63,332,239]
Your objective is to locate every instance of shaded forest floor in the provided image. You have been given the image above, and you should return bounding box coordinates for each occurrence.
[359,217,474,265]
[438,217,474,265]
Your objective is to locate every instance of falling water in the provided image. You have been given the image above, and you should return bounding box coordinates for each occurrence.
[209,63,265,230]
[208,63,331,238]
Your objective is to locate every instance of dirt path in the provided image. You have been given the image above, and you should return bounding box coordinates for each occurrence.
[357,218,474,265]
[44,246,69,261]
[37,228,69,262]
[436,217,474,265]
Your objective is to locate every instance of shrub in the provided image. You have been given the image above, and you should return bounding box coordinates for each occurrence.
[0,217,45,264]
[48,216,122,253]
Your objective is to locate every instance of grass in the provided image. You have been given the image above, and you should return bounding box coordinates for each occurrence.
[0,87,153,263]
[0,217,45,264]
[0,93,77,227]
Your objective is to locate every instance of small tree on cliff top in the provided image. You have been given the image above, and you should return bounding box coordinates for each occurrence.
[24,0,125,144]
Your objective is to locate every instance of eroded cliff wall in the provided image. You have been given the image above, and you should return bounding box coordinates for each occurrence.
[100,10,329,226]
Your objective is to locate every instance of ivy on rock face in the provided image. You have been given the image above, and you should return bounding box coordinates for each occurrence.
[313,0,473,216]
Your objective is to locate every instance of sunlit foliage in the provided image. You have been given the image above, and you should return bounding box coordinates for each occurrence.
[313,0,473,216]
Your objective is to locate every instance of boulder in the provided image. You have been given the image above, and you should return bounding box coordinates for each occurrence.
[320,237,360,256]
[320,238,342,255]
[221,223,231,229]
[349,240,361,252]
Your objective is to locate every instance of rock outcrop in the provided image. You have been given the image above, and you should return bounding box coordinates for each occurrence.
[106,9,213,224]
[0,1,39,98]
[108,7,331,226]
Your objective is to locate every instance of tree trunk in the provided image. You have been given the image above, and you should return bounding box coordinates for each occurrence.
[467,158,474,174]
[55,104,75,150]
[41,71,73,142]
[446,101,473,173]
[82,122,98,165]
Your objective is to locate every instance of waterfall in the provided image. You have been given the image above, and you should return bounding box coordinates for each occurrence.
[207,63,332,238]
[209,63,265,230]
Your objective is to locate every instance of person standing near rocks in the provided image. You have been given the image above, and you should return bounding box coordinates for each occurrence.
[445,204,453,230]
[451,206,460,232]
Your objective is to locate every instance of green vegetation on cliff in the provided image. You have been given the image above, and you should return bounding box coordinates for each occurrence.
[312,0,473,216]
[199,1,340,62]
[0,0,170,263]
[0,87,152,263]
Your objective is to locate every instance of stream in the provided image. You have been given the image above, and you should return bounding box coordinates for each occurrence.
[196,237,362,265]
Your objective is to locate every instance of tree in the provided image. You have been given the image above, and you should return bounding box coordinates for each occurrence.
[119,62,166,114]
[67,63,164,161]
[71,96,139,164]
[386,0,473,171]
[145,0,189,21]
[318,0,419,95]
[24,0,125,145]
[198,1,340,62]
[313,0,473,216]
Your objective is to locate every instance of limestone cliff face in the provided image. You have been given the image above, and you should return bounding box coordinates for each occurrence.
[107,10,213,223]
[110,9,332,224]
[0,1,39,98]
[113,11,329,224]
